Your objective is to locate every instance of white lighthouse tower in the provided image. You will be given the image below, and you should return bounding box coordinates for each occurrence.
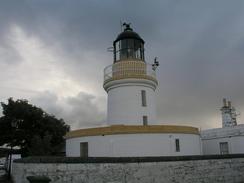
[104,23,158,126]
[66,24,201,157]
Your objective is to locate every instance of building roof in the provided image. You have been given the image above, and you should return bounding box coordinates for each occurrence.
[114,24,144,44]
[65,125,199,139]
[201,124,244,140]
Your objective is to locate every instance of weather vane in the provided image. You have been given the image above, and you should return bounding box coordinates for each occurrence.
[122,22,131,29]
[152,57,159,71]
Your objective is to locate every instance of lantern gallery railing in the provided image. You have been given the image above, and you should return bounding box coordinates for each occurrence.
[104,61,157,84]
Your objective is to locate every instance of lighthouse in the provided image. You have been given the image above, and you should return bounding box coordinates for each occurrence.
[65,24,201,157]
[104,23,158,126]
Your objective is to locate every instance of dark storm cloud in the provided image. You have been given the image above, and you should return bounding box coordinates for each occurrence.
[0,0,244,129]
[153,1,244,128]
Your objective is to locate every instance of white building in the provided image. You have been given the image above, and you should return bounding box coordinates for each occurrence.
[65,24,202,157]
[201,99,244,155]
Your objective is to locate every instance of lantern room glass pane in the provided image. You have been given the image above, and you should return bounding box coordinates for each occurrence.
[116,51,120,61]
[141,49,145,60]
[128,48,134,58]
[114,39,144,61]
[135,48,140,59]
[121,40,127,50]
[134,40,141,49]
[127,39,134,48]
[115,41,120,51]
[120,49,127,60]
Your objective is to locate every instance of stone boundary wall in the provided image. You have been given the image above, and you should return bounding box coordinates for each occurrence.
[12,155,244,183]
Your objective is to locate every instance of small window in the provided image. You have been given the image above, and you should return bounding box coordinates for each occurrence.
[143,116,148,125]
[219,142,229,155]
[141,90,147,107]
[175,139,180,152]
[80,142,88,157]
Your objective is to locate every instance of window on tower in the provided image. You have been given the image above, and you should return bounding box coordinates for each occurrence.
[141,90,147,107]
[143,116,148,125]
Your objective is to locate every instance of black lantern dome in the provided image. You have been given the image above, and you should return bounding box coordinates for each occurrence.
[113,23,145,62]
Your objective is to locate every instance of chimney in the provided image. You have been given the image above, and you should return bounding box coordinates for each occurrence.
[223,98,227,107]
[228,101,231,108]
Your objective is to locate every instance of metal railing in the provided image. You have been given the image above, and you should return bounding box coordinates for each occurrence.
[104,61,157,84]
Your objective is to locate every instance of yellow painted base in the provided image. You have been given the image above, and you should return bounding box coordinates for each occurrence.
[65,125,199,139]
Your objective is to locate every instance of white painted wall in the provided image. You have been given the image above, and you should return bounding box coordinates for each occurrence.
[66,133,201,157]
[201,124,244,155]
[106,79,157,125]
[202,136,244,155]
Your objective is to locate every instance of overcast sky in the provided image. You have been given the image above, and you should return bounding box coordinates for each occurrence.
[0,0,244,130]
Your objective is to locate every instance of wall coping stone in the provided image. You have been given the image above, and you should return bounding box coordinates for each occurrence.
[14,154,244,164]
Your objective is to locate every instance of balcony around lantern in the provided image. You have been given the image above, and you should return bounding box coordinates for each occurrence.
[103,60,158,85]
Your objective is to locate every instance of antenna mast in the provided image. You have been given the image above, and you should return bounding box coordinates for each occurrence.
[120,20,123,32]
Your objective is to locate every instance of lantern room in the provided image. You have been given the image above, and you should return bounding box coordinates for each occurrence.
[113,23,145,62]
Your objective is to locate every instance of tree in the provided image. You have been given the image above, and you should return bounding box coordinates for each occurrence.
[0,98,70,156]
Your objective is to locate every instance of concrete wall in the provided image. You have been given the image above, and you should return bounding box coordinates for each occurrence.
[66,133,201,157]
[12,156,244,183]
[106,79,157,125]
